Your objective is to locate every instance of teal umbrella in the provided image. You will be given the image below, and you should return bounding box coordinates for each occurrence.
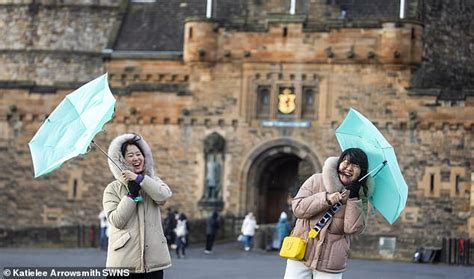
[29,73,118,177]
[335,108,408,224]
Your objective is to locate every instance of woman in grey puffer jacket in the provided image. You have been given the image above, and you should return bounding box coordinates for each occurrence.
[103,133,172,279]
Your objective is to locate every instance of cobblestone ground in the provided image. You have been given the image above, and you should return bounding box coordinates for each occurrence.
[1,242,473,279]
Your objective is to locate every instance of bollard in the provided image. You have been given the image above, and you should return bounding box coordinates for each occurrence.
[467,239,471,265]
[89,225,96,247]
[77,225,83,248]
[441,238,448,263]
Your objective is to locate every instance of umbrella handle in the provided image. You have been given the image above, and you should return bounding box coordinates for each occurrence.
[358,160,387,182]
[92,140,123,172]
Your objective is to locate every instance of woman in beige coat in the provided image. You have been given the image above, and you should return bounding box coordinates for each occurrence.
[284,148,371,279]
[103,134,172,279]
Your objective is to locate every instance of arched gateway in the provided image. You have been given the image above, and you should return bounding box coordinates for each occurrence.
[241,139,321,223]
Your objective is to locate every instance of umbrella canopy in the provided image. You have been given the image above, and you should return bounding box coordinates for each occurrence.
[29,74,115,177]
[335,108,408,224]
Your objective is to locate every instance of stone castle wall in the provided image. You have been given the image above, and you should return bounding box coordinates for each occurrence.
[0,0,125,84]
[412,0,474,90]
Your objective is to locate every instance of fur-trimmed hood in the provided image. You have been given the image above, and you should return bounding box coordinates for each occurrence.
[107,133,155,181]
[322,156,374,197]
[322,157,345,193]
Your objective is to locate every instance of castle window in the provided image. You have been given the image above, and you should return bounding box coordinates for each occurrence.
[256,86,271,118]
[189,27,193,39]
[283,27,288,37]
[430,174,435,193]
[455,175,461,194]
[68,171,83,200]
[302,87,316,119]
[72,179,78,199]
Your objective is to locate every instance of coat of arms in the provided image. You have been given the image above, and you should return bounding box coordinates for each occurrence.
[278,88,296,114]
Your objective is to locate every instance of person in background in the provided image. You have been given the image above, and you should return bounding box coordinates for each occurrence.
[204,211,220,254]
[175,213,189,259]
[103,133,172,279]
[164,207,177,248]
[275,211,290,249]
[241,212,259,251]
[98,209,109,250]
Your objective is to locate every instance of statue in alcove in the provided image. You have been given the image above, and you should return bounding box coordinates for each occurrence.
[205,153,221,200]
[202,132,225,203]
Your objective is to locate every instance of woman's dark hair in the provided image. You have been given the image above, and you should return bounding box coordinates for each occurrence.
[337,148,369,196]
[179,213,188,221]
[120,135,145,158]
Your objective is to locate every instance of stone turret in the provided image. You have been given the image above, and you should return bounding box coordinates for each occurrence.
[378,22,423,65]
[183,18,218,63]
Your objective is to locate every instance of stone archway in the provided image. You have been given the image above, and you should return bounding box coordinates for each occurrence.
[241,139,321,223]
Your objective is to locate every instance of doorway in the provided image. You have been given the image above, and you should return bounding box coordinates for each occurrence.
[257,155,300,223]
[243,140,319,224]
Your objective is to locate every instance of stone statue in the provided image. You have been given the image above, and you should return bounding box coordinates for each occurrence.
[205,153,221,199]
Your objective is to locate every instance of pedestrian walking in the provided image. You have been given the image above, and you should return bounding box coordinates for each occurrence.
[164,207,177,248]
[103,133,172,279]
[284,148,371,279]
[175,213,189,258]
[274,211,290,249]
[241,212,259,251]
[98,209,109,250]
[204,211,220,254]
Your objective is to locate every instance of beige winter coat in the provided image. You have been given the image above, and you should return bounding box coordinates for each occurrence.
[103,134,172,273]
[292,157,368,273]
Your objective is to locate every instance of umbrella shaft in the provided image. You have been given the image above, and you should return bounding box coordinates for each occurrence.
[92,140,123,171]
[359,160,387,182]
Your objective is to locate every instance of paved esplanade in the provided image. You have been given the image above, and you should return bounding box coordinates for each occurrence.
[1,242,472,279]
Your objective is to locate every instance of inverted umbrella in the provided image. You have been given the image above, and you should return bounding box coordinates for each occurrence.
[335,108,408,224]
[29,73,119,177]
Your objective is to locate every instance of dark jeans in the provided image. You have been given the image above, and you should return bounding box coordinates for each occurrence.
[100,227,108,250]
[107,270,163,279]
[205,234,216,251]
[244,235,253,249]
[176,236,186,257]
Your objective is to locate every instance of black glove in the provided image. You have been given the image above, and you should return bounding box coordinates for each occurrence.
[346,183,361,199]
[128,181,141,199]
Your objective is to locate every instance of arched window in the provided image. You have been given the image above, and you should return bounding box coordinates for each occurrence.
[302,87,316,119]
[256,86,271,118]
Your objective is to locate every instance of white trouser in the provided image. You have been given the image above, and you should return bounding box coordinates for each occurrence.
[284,259,343,279]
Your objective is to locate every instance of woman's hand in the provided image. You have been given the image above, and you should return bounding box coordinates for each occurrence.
[127,181,141,198]
[346,183,361,199]
[340,190,349,204]
[327,192,343,205]
[121,170,138,182]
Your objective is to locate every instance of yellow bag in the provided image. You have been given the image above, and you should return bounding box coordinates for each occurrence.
[279,236,306,260]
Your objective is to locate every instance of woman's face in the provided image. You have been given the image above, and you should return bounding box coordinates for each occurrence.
[124,144,145,174]
[338,158,361,186]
